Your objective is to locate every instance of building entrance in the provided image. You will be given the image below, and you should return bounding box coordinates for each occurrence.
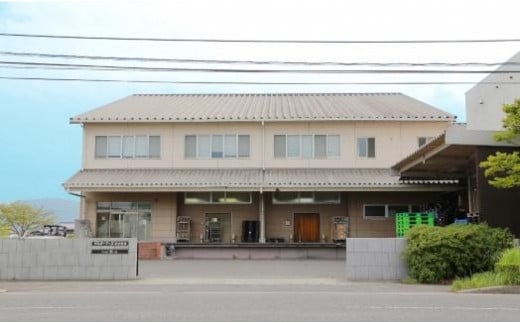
[294,213,320,242]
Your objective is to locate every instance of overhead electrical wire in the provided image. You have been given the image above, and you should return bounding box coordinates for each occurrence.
[1,32,520,44]
[1,51,519,67]
[1,76,519,85]
[2,60,520,74]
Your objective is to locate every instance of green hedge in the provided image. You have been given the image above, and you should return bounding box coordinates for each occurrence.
[495,248,520,285]
[404,224,514,284]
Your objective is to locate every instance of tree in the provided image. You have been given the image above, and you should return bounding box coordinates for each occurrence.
[0,202,55,238]
[480,98,520,188]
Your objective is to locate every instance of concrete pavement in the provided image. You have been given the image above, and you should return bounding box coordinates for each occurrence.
[0,260,519,321]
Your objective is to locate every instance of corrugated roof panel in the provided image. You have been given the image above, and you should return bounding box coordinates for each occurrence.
[71,93,456,123]
[63,168,458,192]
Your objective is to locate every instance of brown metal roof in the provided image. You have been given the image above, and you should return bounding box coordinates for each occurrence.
[70,93,456,123]
[63,168,458,192]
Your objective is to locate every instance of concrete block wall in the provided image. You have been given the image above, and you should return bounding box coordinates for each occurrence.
[346,238,408,281]
[0,238,137,280]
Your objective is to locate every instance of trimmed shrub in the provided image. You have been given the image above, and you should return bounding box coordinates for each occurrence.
[404,224,514,283]
[495,248,520,285]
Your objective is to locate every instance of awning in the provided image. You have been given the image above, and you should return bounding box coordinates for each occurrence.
[392,124,519,179]
[63,168,459,192]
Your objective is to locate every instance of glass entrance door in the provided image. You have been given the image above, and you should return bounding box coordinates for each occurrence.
[95,202,152,241]
[109,212,137,238]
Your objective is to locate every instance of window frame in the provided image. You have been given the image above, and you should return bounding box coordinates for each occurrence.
[272,191,341,204]
[107,136,122,159]
[417,136,434,148]
[95,201,152,241]
[95,135,161,159]
[363,204,414,219]
[184,192,253,204]
[273,134,341,159]
[185,134,251,159]
[238,135,251,158]
[357,137,376,158]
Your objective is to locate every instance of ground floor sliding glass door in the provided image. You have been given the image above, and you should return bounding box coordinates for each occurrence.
[96,202,151,241]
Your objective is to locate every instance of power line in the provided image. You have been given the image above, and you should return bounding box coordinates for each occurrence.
[2,32,520,44]
[1,50,519,67]
[2,61,520,74]
[2,76,520,85]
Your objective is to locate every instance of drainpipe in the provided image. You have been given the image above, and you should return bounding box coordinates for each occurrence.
[259,119,266,243]
[467,175,473,214]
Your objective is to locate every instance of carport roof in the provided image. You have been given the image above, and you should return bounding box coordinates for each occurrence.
[392,124,520,179]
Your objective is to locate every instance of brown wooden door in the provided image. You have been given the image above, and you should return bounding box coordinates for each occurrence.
[294,213,320,242]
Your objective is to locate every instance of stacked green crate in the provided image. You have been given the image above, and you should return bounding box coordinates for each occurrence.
[395,213,435,237]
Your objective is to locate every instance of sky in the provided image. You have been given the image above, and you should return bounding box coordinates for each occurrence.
[1,0,520,203]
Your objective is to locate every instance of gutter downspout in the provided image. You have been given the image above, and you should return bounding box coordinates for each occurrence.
[467,175,473,214]
[259,119,266,243]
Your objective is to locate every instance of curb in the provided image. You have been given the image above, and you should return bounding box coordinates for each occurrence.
[456,285,520,294]
[132,278,350,285]
[0,289,7,293]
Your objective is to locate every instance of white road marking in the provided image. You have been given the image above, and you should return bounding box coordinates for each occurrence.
[4,291,162,295]
[0,306,78,311]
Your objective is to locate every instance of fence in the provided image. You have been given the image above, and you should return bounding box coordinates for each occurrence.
[0,238,137,280]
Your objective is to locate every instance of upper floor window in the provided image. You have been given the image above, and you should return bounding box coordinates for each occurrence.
[185,134,250,159]
[274,134,340,159]
[95,135,160,159]
[418,136,434,147]
[357,137,376,158]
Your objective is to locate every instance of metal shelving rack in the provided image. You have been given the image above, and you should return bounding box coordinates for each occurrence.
[206,220,222,243]
[176,216,191,242]
[330,217,349,242]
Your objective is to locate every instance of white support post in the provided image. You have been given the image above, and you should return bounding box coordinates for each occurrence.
[259,192,266,243]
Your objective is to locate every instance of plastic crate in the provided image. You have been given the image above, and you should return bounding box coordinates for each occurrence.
[395,212,435,237]
[454,219,468,225]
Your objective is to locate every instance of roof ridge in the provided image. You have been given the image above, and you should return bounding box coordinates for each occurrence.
[132,92,403,97]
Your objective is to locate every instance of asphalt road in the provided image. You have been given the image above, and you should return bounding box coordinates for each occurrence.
[0,260,519,321]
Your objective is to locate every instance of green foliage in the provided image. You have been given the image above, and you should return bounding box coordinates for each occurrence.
[493,98,520,142]
[480,152,520,188]
[480,98,520,188]
[452,248,520,290]
[495,248,520,285]
[404,224,514,284]
[0,202,55,238]
[451,271,509,291]
[0,225,10,237]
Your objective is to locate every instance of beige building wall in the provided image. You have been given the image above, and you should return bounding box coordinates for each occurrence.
[83,121,449,169]
[82,192,177,241]
[346,192,441,238]
[177,193,260,243]
[81,191,444,241]
[264,192,348,242]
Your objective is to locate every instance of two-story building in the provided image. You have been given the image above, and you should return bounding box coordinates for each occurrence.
[64,93,459,246]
